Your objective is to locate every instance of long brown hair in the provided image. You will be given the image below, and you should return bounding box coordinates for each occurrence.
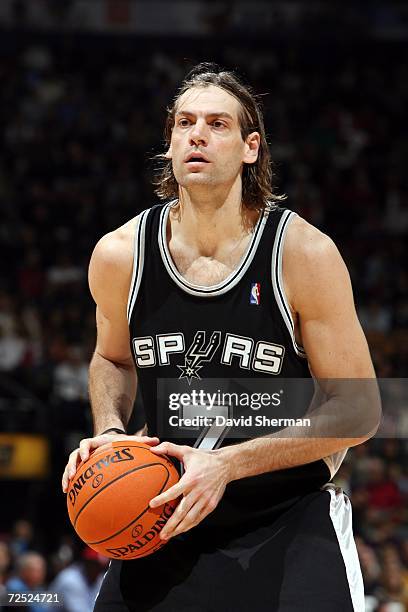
[153,62,286,211]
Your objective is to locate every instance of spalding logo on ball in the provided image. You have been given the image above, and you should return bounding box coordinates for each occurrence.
[67,442,180,559]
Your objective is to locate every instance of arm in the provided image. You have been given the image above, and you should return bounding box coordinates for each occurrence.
[62,217,157,492]
[88,227,136,435]
[215,216,380,479]
[150,217,381,538]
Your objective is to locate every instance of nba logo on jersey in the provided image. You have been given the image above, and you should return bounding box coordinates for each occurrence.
[250,282,261,305]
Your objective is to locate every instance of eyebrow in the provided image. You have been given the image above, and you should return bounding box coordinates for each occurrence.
[175,111,234,121]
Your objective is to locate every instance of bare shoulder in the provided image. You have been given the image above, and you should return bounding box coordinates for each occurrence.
[89,215,140,303]
[283,214,352,312]
[92,216,138,265]
[285,215,341,261]
[285,214,349,275]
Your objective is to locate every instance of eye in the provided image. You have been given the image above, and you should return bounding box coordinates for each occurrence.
[212,120,226,129]
[177,118,191,127]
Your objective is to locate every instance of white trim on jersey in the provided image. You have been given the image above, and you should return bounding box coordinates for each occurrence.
[322,448,348,480]
[93,560,111,609]
[323,484,365,612]
[271,210,307,359]
[126,208,150,323]
[158,202,270,297]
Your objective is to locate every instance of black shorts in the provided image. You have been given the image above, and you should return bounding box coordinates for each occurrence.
[94,485,363,612]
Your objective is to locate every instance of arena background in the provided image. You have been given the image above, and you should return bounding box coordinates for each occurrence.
[0,1,407,610]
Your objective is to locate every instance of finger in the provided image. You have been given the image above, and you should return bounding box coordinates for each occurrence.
[79,438,94,462]
[161,500,208,540]
[149,442,187,460]
[169,495,219,539]
[67,449,82,479]
[158,494,195,537]
[62,467,70,493]
[134,436,160,446]
[64,433,151,492]
[150,479,186,508]
[78,434,121,461]
[62,448,81,492]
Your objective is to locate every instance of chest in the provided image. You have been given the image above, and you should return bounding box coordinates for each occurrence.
[168,236,252,287]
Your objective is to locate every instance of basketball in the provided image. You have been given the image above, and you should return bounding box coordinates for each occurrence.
[67,442,180,560]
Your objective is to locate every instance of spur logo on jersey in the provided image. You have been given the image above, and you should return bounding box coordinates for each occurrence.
[250,282,261,305]
[177,331,220,383]
[132,331,285,382]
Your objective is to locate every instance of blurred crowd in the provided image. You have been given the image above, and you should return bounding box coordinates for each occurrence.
[0,32,407,611]
[0,520,107,611]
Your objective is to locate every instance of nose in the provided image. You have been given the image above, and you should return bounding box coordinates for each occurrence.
[189,118,208,147]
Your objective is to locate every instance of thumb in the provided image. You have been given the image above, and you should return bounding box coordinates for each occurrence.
[149,442,187,460]
[135,436,160,446]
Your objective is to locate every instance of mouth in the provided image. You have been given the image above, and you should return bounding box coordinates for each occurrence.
[184,153,210,164]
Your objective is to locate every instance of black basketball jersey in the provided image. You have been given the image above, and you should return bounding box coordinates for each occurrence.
[127,202,335,526]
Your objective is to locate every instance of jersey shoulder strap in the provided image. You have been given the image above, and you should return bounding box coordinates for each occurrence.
[267,207,307,358]
[126,205,155,322]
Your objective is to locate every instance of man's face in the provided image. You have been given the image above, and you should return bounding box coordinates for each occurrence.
[21,557,46,589]
[167,85,259,192]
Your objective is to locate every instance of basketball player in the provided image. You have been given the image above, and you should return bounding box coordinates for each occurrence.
[62,64,380,611]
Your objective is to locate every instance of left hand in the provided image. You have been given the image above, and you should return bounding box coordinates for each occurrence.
[149,442,230,540]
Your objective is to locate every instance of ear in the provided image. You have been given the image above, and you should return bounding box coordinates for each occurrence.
[243,132,260,164]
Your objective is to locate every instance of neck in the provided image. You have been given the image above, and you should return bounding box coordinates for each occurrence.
[170,183,259,257]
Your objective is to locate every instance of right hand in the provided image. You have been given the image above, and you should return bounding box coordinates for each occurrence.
[61,432,160,493]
